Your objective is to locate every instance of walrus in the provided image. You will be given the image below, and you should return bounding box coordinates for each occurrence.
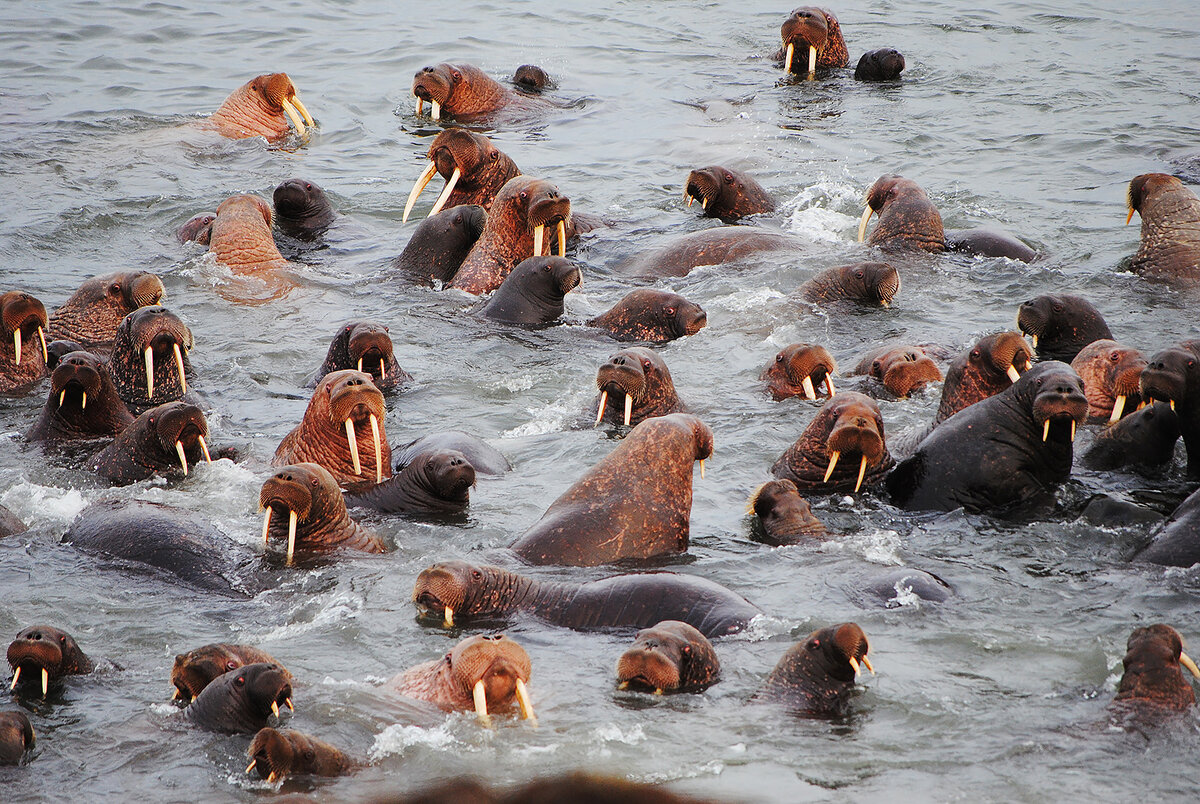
[774,7,849,74]
[859,568,952,607]
[800,261,900,307]
[62,500,248,595]
[857,174,945,253]
[393,431,511,476]
[748,479,826,545]
[273,370,391,493]
[0,711,34,765]
[411,62,542,122]
[1139,340,1200,476]
[273,178,338,241]
[854,48,905,81]
[1132,486,1200,567]
[201,73,315,141]
[393,204,487,285]
[46,271,165,355]
[27,351,134,442]
[1016,294,1113,364]
[344,449,475,516]
[310,321,412,393]
[761,343,837,401]
[7,625,94,698]
[208,194,295,301]
[887,361,1089,513]
[510,413,712,566]
[1110,625,1199,718]
[851,344,942,398]
[176,213,215,245]
[755,623,873,717]
[1080,403,1180,472]
[586,289,708,344]
[617,227,800,279]
[0,291,48,393]
[935,331,1034,424]
[1070,340,1145,422]
[389,634,536,725]
[172,644,290,703]
[943,227,1038,262]
[259,463,386,563]
[403,129,521,222]
[592,348,686,428]
[247,728,356,783]
[772,391,893,494]
[616,621,720,694]
[481,256,581,326]
[451,176,572,294]
[0,504,27,538]
[412,560,761,638]
[683,166,776,222]
[90,401,213,484]
[44,338,86,371]
[513,64,555,91]
[108,306,193,415]
[183,662,294,734]
[1125,173,1200,284]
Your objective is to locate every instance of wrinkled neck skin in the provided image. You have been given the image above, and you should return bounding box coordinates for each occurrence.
[47,298,127,354]
[1132,187,1200,280]
[349,462,469,515]
[210,209,288,272]
[452,198,533,294]
[206,88,289,140]
[936,357,1008,423]
[459,569,565,620]
[774,406,892,491]
[446,66,514,117]
[869,195,945,252]
[266,496,384,553]
[448,155,521,211]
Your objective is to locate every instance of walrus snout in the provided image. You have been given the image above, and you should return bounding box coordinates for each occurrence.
[1140,348,1194,408]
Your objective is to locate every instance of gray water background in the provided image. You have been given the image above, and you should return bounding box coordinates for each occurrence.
[2,0,1200,800]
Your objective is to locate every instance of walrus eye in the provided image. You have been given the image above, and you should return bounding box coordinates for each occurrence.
[543,264,552,272]
[304,749,315,762]
[724,173,734,184]
[1052,304,1064,313]
[1110,353,1120,362]
[471,569,482,580]
[855,270,865,279]
[642,359,652,369]
[519,191,528,200]
[808,639,820,650]
[60,635,67,643]
[490,152,499,161]
[664,306,675,316]
[226,661,238,670]
[305,184,312,191]
[776,354,784,363]
[311,477,319,486]
[970,349,980,360]
[109,283,122,296]
[235,676,245,686]
[451,69,462,82]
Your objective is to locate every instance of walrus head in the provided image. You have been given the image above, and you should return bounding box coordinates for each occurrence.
[211,73,314,139]
[49,351,109,414]
[1071,340,1145,422]
[226,663,295,723]
[975,331,1035,384]
[845,262,901,307]
[402,129,520,222]
[7,625,92,697]
[1,291,48,368]
[444,634,535,723]
[171,644,289,704]
[1114,624,1199,711]
[857,174,945,251]
[807,623,873,683]
[47,271,165,349]
[1140,344,1200,413]
[272,179,332,223]
[588,289,707,343]
[748,479,826,542]
[523,179,573,259]
[1015,294,1109,354]
[1127,173,1195,224]
[317,369,387,481]
[855,48,906,81]
[342,322,396,385]
[412,560,519,626]
[616,621,719,694]
[869,347,942,398]
[411,64,458,114]
[1023,362,1089,443]
[682,165,773,221]
[781,391,889,493]
[761,343,837,401]
[0,711,35,760]
[413,449,477,502]
[146,401,211,474]
[259,462,351,564]
[113,306,193,403]
[595,347,672,426]
[780,7,829,73]
[246,727,299,782]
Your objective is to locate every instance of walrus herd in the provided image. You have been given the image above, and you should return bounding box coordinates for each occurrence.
[3,4,1200,800]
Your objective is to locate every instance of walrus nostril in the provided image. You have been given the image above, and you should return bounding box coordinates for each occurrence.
[421,66,434,73]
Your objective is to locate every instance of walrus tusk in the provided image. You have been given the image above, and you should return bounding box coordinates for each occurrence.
[823,450,840,482]
[1006,365,1022,383]
[267,771,278,784]
[801,376,816,400]
[286,509,297,565]
[685,193,694,207]
[291,95,314,127]
[380,362,386,381]
[515,678,536,725]
[808,44,817,74]
[784,42,794,73]
[41,668,48,697]
[472,679,490,724]
[416,97,423,116]
[854,454,868,493]
[699,459,705,479]
[825,376,836,397]
[443,607,454,627]
[431,100,441,121]
[1125,207,1135,225]
[624,393,633,427]
[1042,419,1050,442]
[144,346,155,399]
[848,657,861,676]
[198,435,212,463]
[285,697,293,711]
[345,418,362,475]
[12,329,19,365]
[172,688,181,701]
[369,413,383,483]
[1169,399,1175,411]
[595,391,607,426]
[245,760,256,775]
[1181,651,1200,678]
[1030,334,1039,348]
[403,161,438,222]
[557,219,567,258]
[428,166,462,218]
[271,701,280,718]
[81,391,86,411]
[532,224,544,258]
[59,390,66,409]
[9,667,18,689]
[173,343,187,393]
[1109,395,1126,424]
[280,98,306,137]
[1024,360,1032,371]
[262,507,272,545]
[701,197,707,210]
[175,440,188,476]
[862,655,875,675]
[617,681,629,690]
[38,326,47,362]
[857,206,874,242]
[1070,420,1076,442]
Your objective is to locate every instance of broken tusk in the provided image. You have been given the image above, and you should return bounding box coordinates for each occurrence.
[403,161,438,222]
[624,393,633,426]
[1108,394,1126,424]
[175,440,188,476]
[857,206,873,242]
[823,450,840,483]
[345,418,362,475]
[515,678,537,725]
[428,166,461,218]
[286,509,297,565]
[801,375,816,400]
[173,343,187,393]
[854,454,868,493]
[370,413,383,483]
[144,346,155,399]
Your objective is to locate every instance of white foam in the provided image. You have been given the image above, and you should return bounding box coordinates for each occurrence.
[708,287,785,313]
[781,180,863,243]
[489,374,535,393]
[502,391,586,438]
[888,579,922,609]
[591,722,646,745]
[820,528,904,565]
[250,591,365,642]
[0,482,88,527]
[370,722,459,760]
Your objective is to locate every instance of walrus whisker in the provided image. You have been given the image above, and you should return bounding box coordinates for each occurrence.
[12,328,19,365]
[431,100,441,121]
[175,440,188,476]
[403,161,438,222]
[428,167,461,218]
[532,224,544,259]
[1006,364,1022,383]
[173,343,187,393]
[262,507,272,545]
[144,346,155,399]
[823,450,840,483]
[472,679,491,725]
[515,678,536,725]
[854,454,867,493]
[1108,394,1127,424]
[784,42,794,73]
[291,95,314,127]
[801,376,816,400]
[345,418,362,475]
[370,413,382,483]
[38,325,47,362]
[1042,419,1050,442]
[595,391,607,426]
[286,509,297,565]
[280,97,306,136]
[624,393,633,426]
[557,220,566,258]
[808,44,817,74]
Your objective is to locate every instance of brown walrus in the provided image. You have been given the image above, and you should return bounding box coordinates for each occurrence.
[774,7,850,73]
[108,306,194,415]
[201,73,315,141]
[247,728,356,783]
[1015,294,1113,364]
[761,343,837,401]
[1125,173,1200,284]
[771,391,893,493]
[27,351,134,442]
[7,625,94,698]
[259,463,386,564]
[411,63,541,122]
[208,194,295,302]
[182,662,294,734]
[616,621,720,694]
[393,205,487,285]
[755,623,873,717]
[46,271,165,355]
[586,289,708,344]
[935,331,1034,424]
[176,213,215,245]
[617,227,799,279]
[1110,624,1199,719]
[310,321,412,393]
[90,401,213,484]
[1139,339,1200,477]
[273,370,390,493]
[451,176,572,294]
[858,174,945,253]
[171,644,290,703]
[683,166,776,222]
[851,345,942,398]
[510,413,712,566]
[748,479,826,545]
[0,291,48,393]
[403,129,521,222]
[0,711,34,766]
[1070,340,1145,423]
[593,347,685,428]
[388,634,535,725]
[413,560,762,638]
[800,261,900,307]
